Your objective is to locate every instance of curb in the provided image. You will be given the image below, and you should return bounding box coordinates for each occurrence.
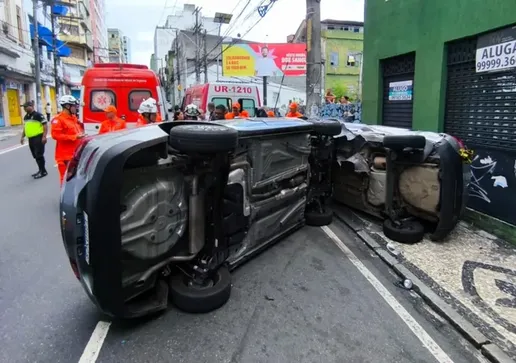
[333,207,515,363]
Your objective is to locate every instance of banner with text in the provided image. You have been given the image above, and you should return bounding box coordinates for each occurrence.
[476,26,516,73]
[222,43,306,77]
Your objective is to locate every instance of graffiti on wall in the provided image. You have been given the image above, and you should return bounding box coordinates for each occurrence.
[467,149,516,225]
[316,102,362,122]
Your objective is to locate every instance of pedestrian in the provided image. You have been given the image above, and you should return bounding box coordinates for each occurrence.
[136,98,160,127]
[45,102,52,122]
[184,104,201,120]
[286,102,303,118]
[213,104,227,120]
[20,101,48,179]
[206,102,215,121]
[256,108,269,117]
[98,105,127,134]
[51,95,85,185]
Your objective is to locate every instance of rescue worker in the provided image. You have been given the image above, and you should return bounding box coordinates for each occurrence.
[98,105,127,134]
[51,95,85,185]
[225,102,249,119]
[286,102,303,118]
[184,104,201,120]
[267,110,275,117]
[20,100,48,179]
[136,98,160,127]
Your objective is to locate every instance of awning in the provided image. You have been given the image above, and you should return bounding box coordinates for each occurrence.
[52,5,68,16]
[29,23,71,57]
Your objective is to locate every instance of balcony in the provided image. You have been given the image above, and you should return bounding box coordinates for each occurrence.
[59,34,93,51]
[62,56,86,67]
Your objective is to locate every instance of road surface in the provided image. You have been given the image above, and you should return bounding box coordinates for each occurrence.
[0,136,489,363]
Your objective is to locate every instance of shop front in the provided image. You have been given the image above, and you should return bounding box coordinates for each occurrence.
[1,79,23,126]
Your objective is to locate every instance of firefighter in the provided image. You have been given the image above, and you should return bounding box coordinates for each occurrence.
[136,98,160,127]
[286,102,303,118]
[98,105,127,134]
[51,95,85,185]
[225,102,249,119]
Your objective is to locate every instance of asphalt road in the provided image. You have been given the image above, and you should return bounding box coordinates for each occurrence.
[0,135,489,363]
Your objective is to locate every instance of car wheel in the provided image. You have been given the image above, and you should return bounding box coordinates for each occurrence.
[382,219,425,244]
[305,209,333,226]
[310,120,342,136]
[169,124,238,153]
[169,265,232,313]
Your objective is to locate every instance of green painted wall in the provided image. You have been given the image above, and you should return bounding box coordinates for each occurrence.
[323,30,363,100]
[362,0,516,130]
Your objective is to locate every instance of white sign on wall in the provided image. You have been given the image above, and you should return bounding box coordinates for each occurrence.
[476,26,516,73]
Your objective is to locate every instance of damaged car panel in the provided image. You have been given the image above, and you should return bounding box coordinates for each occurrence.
[332,122,469,243]
[60,117,340,318]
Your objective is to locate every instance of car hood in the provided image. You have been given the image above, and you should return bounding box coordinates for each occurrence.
[335,122,448,143]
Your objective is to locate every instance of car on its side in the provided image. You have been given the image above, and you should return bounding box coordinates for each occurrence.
[59,117,341,319]
[331,122,470,244]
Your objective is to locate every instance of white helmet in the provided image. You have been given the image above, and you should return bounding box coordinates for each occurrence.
[138,97,158,114]
[184,103,200,117]
[59,95,79,106]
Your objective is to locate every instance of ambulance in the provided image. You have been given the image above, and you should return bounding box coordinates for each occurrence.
[80,63,169,134]
[182,83,262,116]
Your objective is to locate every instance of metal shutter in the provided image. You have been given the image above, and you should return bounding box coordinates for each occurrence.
[381,53,416,129]
[445,37,516,152]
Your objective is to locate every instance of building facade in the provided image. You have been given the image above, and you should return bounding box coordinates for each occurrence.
[89,0,107,63]
[107,28,126,63]
[292,19,364,100]
[361,0,516,234]
[122,35,131,63]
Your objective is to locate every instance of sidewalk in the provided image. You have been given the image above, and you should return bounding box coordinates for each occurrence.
[334,204,516,361]
[0,126,23,142]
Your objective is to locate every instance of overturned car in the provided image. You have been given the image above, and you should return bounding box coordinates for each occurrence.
[332,123,470,244]
[59,118,341,318]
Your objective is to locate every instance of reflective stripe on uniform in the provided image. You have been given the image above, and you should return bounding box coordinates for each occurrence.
[24,120,44,138]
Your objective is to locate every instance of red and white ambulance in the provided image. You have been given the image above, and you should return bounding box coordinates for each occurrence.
[182,82,262,116]
[80,63,168,134]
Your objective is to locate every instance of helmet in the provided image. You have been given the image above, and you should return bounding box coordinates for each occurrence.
[184,103,200,117]
[137,97,158,114]
[59,95,79,106]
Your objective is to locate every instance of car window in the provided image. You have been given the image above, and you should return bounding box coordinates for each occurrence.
[240,98,256,116]
[90,90,116,112]
[212,97,231,109]
[129,90,152,111]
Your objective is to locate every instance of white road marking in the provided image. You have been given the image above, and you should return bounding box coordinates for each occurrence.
[0,144,27,155]
[78,321,111,363]
[321,226,454,363]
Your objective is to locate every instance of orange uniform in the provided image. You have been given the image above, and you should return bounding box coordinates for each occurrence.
[225,110,249,119]
[267,110,275,117]
[98,117,127,134]
[51,112,83,184]
[286,111,303,118]
[136,114,162,127]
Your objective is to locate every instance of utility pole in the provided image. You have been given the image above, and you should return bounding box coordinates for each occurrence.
[50,4,60,102]
[175,29,182,104]
[32,0,43,112]
[203,29,208,83]
[305,0,322,117]
[193,7,201,84]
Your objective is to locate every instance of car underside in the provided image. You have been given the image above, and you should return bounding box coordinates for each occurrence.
[60,118,341,318]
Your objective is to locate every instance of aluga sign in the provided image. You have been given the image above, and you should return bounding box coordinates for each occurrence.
[476,26,516,73]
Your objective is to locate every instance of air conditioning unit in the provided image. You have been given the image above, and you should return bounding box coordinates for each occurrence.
[2,22,9,35]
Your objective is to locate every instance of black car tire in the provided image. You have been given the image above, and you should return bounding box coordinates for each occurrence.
[383,135,426,150]
[169,265,232,314]
[169,124,238,153]
[310,120,342,136]
[305,209,333,226]
[383,219,425,244]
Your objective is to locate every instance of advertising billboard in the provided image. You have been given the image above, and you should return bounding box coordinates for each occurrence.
[222,43,306,77]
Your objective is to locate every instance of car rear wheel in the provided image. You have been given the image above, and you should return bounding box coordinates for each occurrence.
[169,124,238,153]
[169,265,232,313]
[383,219,425,244]
[310,120,342,136]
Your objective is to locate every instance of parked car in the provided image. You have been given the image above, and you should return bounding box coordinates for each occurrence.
[332,122,470,244]
[59,118,341,318]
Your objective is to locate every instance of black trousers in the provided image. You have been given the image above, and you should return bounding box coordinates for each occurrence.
[28,134,46,172]
[46,113,51,122]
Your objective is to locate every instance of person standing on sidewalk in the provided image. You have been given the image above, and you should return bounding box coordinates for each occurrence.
[45,102,52,122]
[20,101,48,179]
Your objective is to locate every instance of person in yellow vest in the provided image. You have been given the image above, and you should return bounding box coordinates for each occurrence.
[20,101,48,179]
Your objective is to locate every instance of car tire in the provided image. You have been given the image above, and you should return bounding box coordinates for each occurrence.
[169,124,238,153]
[310,120,342,136]
[169,265,232,314]
[305,209,333,226]
[383,135,426,150]
[383,219,425,244]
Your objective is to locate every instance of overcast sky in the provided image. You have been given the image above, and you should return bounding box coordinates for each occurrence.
[105,0,364,66]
